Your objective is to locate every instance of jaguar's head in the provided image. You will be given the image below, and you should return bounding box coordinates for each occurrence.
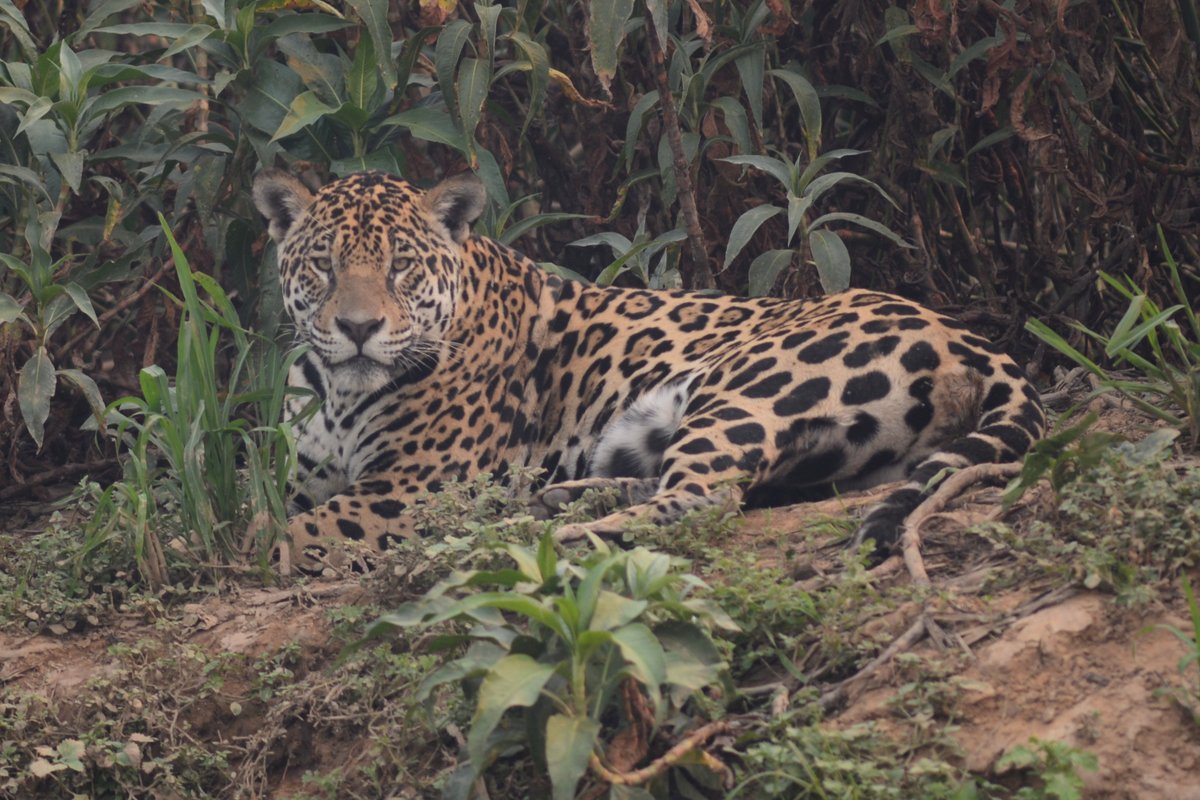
[253,169,486,393]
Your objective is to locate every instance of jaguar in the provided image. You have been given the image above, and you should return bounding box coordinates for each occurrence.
[252,169,1045,569]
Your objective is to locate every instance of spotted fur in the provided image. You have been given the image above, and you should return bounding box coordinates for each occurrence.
[253,169,1045,568]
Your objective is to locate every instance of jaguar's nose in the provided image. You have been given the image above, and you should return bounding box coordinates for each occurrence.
[336,317,384,348]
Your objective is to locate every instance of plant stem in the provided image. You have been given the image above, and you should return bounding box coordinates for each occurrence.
[644,20,714,290]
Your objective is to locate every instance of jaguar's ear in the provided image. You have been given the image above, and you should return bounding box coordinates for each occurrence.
[253,169,315,244]
[425,172,486,244]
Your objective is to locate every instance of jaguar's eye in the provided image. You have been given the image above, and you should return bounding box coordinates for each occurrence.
[311,255,333,275]
[390,255,415,277]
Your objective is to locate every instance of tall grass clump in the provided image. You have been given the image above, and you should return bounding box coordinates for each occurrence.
[84,217,313,586]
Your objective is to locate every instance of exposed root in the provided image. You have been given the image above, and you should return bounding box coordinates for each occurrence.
[819,615,928,712]
[901,462,1023,587]
[590,720,735,788]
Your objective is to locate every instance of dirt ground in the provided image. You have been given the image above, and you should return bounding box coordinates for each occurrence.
[2,403,1199,797]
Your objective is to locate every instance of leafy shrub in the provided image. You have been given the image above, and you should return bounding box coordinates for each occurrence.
[364,532,737,799]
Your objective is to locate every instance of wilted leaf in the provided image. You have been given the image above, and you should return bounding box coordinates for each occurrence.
[588,0,636,96]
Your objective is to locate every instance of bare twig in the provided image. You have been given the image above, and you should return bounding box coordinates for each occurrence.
[819,615,928,711]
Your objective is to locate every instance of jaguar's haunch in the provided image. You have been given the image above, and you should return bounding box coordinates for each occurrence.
[253,169,1045,568]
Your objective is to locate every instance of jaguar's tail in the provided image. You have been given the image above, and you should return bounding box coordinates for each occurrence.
[851,362,1046,556]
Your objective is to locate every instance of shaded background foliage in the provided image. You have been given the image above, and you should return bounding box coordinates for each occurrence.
[1,0,1198,492]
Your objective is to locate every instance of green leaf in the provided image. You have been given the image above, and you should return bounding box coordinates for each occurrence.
[747,249,793,296]
[468,654,556,771]
[346,31,378,111]
[709,96,752,155]
[807,211,912,249]
[0,0,37,55]
[19,346,56,450]
[622,90,659,170]
[435,18,473,123]
[56,739,86,772]
[966,126,1015,157]
[588,0,636,95]
[508,31,549,138]
[0,292,26,324]
[545,714,600,800]
[723,204,782,269]
[161,23,216,60]
[57,368,106,426]
[378,106,464,151]
[62,282,99,326]
[88,86,205,115]
[735,45,765,133]
[719,154,794,190]
[270,90,335,142]
[808,228,851,292]
[503,541,544,583]
[456,57,492,144]
[657,620,725,691]
[589,590,647,632]
[344,0,396,89]
[770,67,821,157]
[611,623,666,713]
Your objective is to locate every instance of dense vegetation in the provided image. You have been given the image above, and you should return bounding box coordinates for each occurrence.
[2,0,1199,798]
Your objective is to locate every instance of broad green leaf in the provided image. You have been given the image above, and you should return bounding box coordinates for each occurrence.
[435,19,473,123]
[569,231,634,257]
[93,21,198,36]
[0,165,50,202]
[611,623,666,714]
[803,171,899,210]
[475,2,501,67]
[508,31,549,137]
[622,90,660,170]
[379,106,463,150]
[344,0,396,89]
[346,29,378,110]
[76,0,154,39]
[747,249,793,296]
[589,590,646,632]
[644,0,668,49]
[770,67,821,157]
[786,193,807,245]
[0,86,40,107]
[270,90,335,142]
[736,45,765,132]
[656,620,724,691]
[948,35,1002,78]
[588,0,636,95]
[796,148,868,191]
[161,24,216,60]
[56,739,86,772]
[0,0,37,55]
[709,96,752,155]
[966,127,1015,157]
[62,282,99,326]
[416,640,507,701]
[49,150,84,194]
[259,13,353,44]
[468,654,556,771]
[545,714,601,800]
[0,292,26,324]
[57,368,106,426]
[88,86,205,115]
[456,57,491,143]
[808,228,851,292]
[503,542,543,583]
[719,154,793,191]
[723,204,782,269]
[19,346,55,450]
[807,211,912,249]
